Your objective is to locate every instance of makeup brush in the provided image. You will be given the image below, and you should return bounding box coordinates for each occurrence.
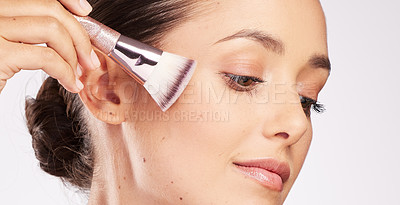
[74,16,196,112]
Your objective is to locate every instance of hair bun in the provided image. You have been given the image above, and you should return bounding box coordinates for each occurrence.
[25,77,92,189]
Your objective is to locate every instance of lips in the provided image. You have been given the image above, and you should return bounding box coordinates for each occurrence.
[233,158,290,192]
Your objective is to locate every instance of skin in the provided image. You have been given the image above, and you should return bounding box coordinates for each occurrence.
[80,0,330,204]
[0,0,99,94]
[1,0,330,204]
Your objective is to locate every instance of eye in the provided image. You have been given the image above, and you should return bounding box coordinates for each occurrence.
[299,96,326,117]
[221,73,265,92]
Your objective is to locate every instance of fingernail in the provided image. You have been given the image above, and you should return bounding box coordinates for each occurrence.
[80,0,93,14]
[76,79,84,91]
[77,64,83,77]
[91,49,101,69]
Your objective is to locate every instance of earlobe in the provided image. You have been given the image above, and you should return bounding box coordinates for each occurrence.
[78,48,126,125]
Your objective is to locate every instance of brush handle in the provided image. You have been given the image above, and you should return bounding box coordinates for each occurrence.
[109,35,163,85]
[74,15,164,85]
[115,35,163,66]
[73,15,120,54]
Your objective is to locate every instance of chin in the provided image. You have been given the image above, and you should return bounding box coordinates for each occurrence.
[209,174,291,205]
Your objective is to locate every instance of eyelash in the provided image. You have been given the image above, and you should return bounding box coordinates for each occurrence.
[299,96,326,117]
[220,72,265,93]
[220,72,326,116]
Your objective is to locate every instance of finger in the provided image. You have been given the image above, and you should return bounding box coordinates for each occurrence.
[0,0,101,71]
[0,16,78,77]
[58,0,93,16]
[0,39,83,93]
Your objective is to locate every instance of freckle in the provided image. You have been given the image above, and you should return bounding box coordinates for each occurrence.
[12,17,16,21]
[170,181,174,184]
[143,158,146,163]
[118,185,121,189]
[162,137,166,141]
[123,177,126,180]
[180,197,183,200]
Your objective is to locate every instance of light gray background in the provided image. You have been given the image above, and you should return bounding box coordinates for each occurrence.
[0,0,399,204]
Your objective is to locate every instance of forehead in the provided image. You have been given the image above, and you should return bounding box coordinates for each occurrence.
[162,0,327,58]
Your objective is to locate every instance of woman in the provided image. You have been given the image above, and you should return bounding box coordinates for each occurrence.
[0,0,330,204]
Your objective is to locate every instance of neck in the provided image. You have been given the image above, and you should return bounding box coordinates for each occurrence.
[87,123,148,205]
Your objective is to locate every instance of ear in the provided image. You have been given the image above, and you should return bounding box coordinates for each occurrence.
[78,47,135,125]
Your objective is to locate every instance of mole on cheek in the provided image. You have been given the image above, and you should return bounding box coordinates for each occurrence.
[143,158,146,163]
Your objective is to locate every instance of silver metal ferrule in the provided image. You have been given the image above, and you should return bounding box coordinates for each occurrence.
[109,35,163,85]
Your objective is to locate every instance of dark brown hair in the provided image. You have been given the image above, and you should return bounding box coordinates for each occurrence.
[25,0,202,189]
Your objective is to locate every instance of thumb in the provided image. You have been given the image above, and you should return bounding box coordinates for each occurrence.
[59,0,93,16]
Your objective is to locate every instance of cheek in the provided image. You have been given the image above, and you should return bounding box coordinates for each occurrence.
[126,66,260,198]
[163,65,260,159]
[154,67,249,172]
[289,126,313,180]
[124,63,313,202]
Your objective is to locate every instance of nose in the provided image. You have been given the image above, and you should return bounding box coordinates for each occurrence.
[260,84,309,146]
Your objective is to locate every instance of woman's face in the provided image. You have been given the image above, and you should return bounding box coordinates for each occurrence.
[118,0,329,204]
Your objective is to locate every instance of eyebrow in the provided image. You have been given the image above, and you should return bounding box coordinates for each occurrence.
[214,29,285,55]
[309,54,331,72]
[215,29,331,72]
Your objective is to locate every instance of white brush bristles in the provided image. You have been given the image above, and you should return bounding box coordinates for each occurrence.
[143,52,196,112]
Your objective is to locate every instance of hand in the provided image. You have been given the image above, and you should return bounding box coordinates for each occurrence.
[0,0,101,94]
